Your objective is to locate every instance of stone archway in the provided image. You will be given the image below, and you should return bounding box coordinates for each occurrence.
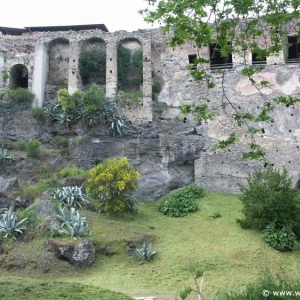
[10,64,28,89]
[117,38,143,91]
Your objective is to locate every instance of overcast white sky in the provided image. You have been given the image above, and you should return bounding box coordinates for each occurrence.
[0,0,158,32]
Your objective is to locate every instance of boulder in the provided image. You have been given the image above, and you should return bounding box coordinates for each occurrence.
[46,239,95,267]
[0,176,18,208]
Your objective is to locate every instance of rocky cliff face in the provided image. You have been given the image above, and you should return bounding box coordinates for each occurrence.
[0,109,203,207]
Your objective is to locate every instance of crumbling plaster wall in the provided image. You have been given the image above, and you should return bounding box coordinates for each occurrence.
[150,29,300,193]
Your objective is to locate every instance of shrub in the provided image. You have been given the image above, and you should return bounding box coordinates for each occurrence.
[231,270,300,300]
[262,223,298,251]
[86,157,140,213]
[52,135,68,149]
[25,139,41,158]
[6,88,35,105]
[79,46,106,85]
[237,167,300,238]
[0,207,27,238]
[157,184,205,217]
[31,107,46,122]
[57,165,89,178]
[15,139,26,151]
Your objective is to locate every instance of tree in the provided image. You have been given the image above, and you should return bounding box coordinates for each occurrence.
[141,0,300,161]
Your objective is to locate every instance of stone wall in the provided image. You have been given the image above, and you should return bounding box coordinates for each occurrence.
[1,26,300,198]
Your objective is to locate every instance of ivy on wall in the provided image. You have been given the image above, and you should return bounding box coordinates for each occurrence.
[79,46,106,85]
[117,45,143,90]
[117,45,131,88]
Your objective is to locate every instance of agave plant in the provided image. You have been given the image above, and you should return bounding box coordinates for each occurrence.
[106,113,128,136]
[55,205,87,225]
[0,147,15,163]
[53,185,89,209]
[0,207,27,238]
[55,206,90,237]
[135,242,157,261]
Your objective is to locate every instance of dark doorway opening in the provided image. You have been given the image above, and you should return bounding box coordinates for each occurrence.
[287,36,299,64]
[10,64,28,89]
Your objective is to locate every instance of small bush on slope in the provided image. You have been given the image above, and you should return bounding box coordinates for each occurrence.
[157,184,205,217]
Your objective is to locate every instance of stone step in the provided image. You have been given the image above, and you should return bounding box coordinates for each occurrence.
[134,297,157,300]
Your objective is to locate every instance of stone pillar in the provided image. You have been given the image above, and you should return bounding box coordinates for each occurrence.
[32,42,48,107]
[142,39,153,122]
[68,40,80,94]
[106,41,118,98]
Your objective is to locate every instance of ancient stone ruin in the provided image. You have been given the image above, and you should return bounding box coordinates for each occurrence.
[0,24,300,200]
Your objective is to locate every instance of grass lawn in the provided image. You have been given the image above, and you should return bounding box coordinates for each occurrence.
[1,190,300,299]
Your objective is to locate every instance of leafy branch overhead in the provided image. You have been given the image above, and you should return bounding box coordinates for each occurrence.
[141,0,300,160]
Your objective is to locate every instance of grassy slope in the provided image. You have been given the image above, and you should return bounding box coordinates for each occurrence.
[1,191,300,299]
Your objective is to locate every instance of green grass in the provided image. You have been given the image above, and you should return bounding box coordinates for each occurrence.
[0,277,133,300]
[1,190,300,299]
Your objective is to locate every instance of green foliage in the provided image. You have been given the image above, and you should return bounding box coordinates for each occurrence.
[0,280,134,300]
[157,184,204,217]
[57,165,89,178]
[55,205,90,237]
[141,0,300,159]
[132,49,143,85]
[262,223,298,251]
[79,46,106,85]
[31,107,46,122]
[135,242,157,260]
[6,88,35,105]
[0,88,33,116]
[25,139,41,159]
[210,212,221,219]
[52,135,68,149]
[19,209,39,229]
[18,180,55,199]
[86,157,140,213]
[43,85,129,135]
[231,270,300,300]
[15,139,26,151]
[52,186,89,209]
[117,44,131,87]
[152,82,162,94]
[117,45,143,89]
[117,90,143,107]
[0,147,14,163]
[2,71,8,83]
[0,207,27,238]
[238,167,300,238]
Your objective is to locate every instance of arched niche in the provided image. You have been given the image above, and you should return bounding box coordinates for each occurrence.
[10,64,28,89]
[117,38,143,91]
[47,38,70,87]
[79,38,106,87]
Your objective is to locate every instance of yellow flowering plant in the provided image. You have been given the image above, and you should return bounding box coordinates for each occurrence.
[86,157,140,213]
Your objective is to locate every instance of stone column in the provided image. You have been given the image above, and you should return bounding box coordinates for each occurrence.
[32,42,48,107]
[142,38,153,122]
[68,40,80,94]
[106,41,118,98]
